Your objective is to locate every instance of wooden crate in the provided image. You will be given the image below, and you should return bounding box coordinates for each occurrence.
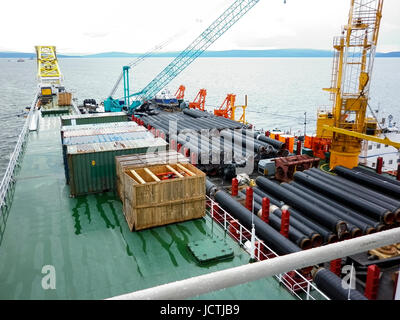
[122,162,206,231]
[115,150,189,201]
[58,92,72,106]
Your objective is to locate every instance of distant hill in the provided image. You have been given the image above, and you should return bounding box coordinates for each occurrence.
[376,51,400,57]
[74,49,335,58]
[1,49,400,58]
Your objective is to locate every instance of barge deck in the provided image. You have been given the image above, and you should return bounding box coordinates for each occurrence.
[0,110,296,300]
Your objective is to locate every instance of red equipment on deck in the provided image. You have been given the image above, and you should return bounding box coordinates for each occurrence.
[175,85,185,100]
[274,155,320,182]
[214,93,236,118]
[189,89,207,111]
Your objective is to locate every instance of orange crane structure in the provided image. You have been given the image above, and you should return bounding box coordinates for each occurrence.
[189,89,207,111]
[214,94,247,124]
[175,85,185,100]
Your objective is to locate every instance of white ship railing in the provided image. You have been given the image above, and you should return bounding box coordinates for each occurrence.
[205,196,330,300]
[0,91,38,217]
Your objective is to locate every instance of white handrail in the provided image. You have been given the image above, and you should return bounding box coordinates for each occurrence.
[203,197,328,300]
[108,228,400,300]
[0,91,38,211]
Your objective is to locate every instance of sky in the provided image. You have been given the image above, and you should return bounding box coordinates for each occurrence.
[1,0,399,54]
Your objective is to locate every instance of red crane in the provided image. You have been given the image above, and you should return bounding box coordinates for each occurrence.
[175,85,185,100]
[214,94,236,119]
[189,89,207,111]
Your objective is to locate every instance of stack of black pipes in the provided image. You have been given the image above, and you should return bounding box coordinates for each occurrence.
[211,186,367,300]
[140,112,283,165]
[254,167,399,247]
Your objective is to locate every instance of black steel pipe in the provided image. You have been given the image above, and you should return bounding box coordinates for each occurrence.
[206,179,217,198]
[291,181,379,233]
[307,168,400,220]
[215,190,301,256]
[313,268,367,300]
[241,196,312,250]
[183,108,209,118]
[256,176,347,234]
[280,182,368,238]
[294,171,394,225]
[221,130,266,153]
[253,131,285,150]
[353,166,400,188]
[334,165,400,199]
[253,187,338,244]
[240,190,322,247]
[309,167,400,208]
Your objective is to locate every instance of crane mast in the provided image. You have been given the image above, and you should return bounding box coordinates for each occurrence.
[317,0,386,169]
[104,0,261,112]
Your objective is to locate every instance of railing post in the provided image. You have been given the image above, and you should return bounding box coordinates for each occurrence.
[376,157,383,174]
[231,178,238,196]
[261,197,270,223]
[306,281,311,300]
[280,208,290,238]
[397,164,400,181]
[296,140,302,155]
[330,258,342,276]
[365,264,381,300]
[224,211,227,231]
[245,187,253,211]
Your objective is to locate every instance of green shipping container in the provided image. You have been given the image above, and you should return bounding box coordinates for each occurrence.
[67,138,168,197]
[61,112,128,126]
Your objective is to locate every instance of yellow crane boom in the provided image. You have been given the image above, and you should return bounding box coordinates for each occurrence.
[35,46,62,84]
[315,0,398,169]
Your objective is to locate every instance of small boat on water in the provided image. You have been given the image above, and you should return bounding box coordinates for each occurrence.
[154,89,179,108]
[17,58,24,62]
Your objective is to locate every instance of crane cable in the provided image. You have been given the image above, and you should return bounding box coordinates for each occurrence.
[107,0,233,100]
[107,32,184,98]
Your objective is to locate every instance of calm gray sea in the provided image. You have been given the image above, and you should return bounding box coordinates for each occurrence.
[1,57,399,179]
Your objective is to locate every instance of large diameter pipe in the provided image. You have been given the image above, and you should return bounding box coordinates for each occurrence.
[316,169,400,210]
[221,130,263,153]
[307,168,400,220]
[241,189,322,247]
[108,228,400,300]
[335,165,400,199]
[206,179,217,198]
[238,191,313,249]
[353,166,400,188]
[256,176,347,234]
[281,183,365,238]
[253,187,337,244]
[253,132,285,150]
[215,190,301,256]
[291,181,379,233]
[285,206,339,245]
[313,268,367,300]
[294,171,394,225]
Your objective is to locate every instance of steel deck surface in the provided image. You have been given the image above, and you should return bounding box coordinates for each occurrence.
[0,114,295,300]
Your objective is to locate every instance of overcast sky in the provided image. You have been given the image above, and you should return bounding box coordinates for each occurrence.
[1,0,399,54]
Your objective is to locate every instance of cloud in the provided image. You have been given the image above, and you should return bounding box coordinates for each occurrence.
[83,32,109,38]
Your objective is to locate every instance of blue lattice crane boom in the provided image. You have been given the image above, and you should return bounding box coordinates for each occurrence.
[105,0,267,113]
[107,36,175,99]
[138,0,261,103]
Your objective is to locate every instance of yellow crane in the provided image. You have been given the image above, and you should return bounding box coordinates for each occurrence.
[35,46,62,84]
[316,0,399,170]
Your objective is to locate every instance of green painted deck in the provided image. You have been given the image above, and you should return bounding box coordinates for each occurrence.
[0,114,296,300]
